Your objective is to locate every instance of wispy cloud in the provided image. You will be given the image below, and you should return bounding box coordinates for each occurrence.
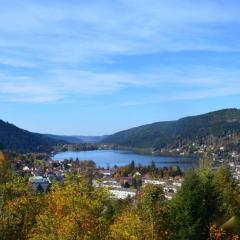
[0,65,240,104]
[0,69,148,103]
[0,0,240,104]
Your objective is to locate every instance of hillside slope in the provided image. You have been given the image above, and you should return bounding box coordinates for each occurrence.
[103,109,240,150]
[0,120,61,152]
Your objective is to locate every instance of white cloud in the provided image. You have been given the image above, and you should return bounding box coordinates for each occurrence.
[0,66,239,104]
[0,69,148,103]
[50,70,148,94]
[0,1,240,103]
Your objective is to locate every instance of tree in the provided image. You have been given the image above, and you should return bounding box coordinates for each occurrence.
[0,171,42,240]
[139,184,168,240]
[0,151,10,183]
[213,166,240,217]
[129,160,135,173]
[169,169,217,240]
[109,209,148,240]
[29,174,111,240]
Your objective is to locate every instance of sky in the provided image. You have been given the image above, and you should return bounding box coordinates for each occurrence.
[0,0,240,135]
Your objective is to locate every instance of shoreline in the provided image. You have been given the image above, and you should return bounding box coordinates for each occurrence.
[52,147,199,164]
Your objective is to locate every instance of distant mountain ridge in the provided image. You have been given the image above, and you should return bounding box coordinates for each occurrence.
[46,134,107,144]
[0,120,106,152]
[1,108,240,153]
[0,120,62,152]
[103,109,240,150]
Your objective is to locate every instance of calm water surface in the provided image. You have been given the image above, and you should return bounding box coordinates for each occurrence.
[53,150,198,170]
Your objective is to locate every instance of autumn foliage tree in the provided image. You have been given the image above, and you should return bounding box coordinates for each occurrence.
[109,209,149,240]
[29,175,111,240]
[0,152,42,240]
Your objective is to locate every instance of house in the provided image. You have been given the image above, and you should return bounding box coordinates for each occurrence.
[29,176,50,192]
[99,169,115,177]
[119,176,133,186]
[172,182,182,187]
[163,186,177,193]
[93,179,121,188]
[23,166,30,172]
[143,179,166,185]
[109,188,137,199]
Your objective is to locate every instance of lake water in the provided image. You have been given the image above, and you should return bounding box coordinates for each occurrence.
[53,150,198,170]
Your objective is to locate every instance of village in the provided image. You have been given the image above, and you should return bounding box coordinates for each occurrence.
[20,157,184,200]
[20,148,240,201]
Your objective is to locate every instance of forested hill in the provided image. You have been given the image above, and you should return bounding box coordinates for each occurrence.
[103,109,240,150]
[0,120,62,152]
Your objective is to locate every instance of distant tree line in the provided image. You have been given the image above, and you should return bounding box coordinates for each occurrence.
[113,160,182,179]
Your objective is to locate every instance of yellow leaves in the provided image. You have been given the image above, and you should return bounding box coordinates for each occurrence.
[0,151,12,183]
[0,177,42,240]
[30,175,110,240]
[0,151,5,163]
[109,210,148,240]
[0,151,6,173]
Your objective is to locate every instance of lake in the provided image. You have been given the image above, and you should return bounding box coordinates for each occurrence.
[53,150,198,170]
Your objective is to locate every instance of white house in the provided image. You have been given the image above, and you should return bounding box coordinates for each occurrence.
[144,179,166,185]
[109,188,137,199]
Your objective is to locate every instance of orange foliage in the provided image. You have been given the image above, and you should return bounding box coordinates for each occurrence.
[209,225,240,240]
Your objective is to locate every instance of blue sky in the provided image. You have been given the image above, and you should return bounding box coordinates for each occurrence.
[0,0,240,135]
